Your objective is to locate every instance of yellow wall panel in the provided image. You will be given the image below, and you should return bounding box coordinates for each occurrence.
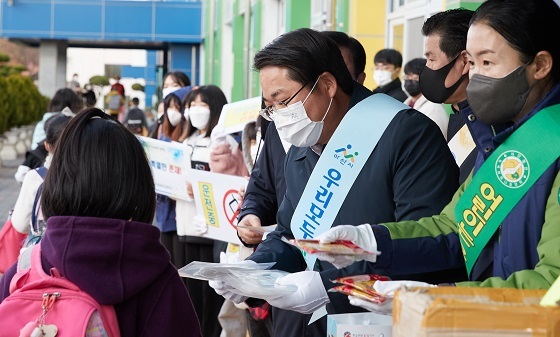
[348,0,386,90]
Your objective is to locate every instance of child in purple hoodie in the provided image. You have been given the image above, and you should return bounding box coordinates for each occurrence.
[0,108,201,337]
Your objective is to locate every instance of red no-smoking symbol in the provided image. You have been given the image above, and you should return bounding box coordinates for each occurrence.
[222,189,242,229]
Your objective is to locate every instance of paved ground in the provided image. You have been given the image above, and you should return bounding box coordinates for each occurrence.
[0,157,23,225]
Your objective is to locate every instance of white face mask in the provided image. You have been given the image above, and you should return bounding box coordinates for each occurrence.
[183,108,190,119]
[273,78,332,147]
[189,106,211,130]
[167,108,183,126]
[373,70,393,86]
[162,87,180,99]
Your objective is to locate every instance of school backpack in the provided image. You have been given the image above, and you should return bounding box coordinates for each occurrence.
[107,92,122,111]
[0,244,121,337]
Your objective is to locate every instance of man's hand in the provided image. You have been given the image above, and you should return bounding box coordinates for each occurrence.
[267,271,329,314]
[237,214,264,245]
[314,224,379,268]
[209,280,248,304]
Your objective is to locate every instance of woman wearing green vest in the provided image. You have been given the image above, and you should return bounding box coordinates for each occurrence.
[309,0,560,307]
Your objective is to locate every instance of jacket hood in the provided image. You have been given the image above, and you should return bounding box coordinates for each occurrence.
[40,216,172,305]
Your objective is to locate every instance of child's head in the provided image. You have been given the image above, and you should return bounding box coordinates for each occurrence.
[49,88,83,113]
[185,85,227,138]
[43,114,72,153]
[162,93,185,140]
[41,108,155,223]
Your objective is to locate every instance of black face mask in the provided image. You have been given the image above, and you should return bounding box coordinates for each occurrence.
[403,80,421,97]
[419,55,468,103]
[466,65,531,125]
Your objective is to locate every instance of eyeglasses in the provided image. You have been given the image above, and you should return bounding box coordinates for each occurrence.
[259,81,310,121]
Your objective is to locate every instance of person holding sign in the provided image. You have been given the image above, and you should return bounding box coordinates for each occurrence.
[315,0,560,307]
[211,28,461,336]
[154,87,191,270]
[179,85,239,337]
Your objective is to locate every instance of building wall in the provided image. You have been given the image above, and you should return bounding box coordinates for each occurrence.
[201,0,486,102]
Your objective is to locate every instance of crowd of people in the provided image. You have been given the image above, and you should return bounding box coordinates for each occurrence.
[0,0,559,336]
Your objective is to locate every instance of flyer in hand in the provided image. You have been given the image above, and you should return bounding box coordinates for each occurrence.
[329,274,393,305]
[289,239,376,255]
[178,261,296,300]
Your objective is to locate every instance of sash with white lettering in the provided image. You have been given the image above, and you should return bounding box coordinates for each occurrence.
[455,104,560,276]
[290,94,407,270]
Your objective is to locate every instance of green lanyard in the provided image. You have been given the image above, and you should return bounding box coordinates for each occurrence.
[455,104,560,276]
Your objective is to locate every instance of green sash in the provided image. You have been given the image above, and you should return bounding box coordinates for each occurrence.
[455,104,560,276]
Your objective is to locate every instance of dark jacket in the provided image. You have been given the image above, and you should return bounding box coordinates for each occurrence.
[22,142,48,170]
[372,78,408,102]
[238,122,287,241]
[372,83,560,289]
[0,216,201,337]
[248,83,460,315]
[123,107,148,132]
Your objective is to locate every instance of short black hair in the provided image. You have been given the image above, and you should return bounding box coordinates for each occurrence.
[84,90,96,107]
[44,114,71,148]
[374,49,403,68]
[321,31,366,79]
[41,108,156,223]
[163,71,191,87]
[254,28,354,95]
[404,58,427,75]
[349,37,366,77]
[422,9,474,59]
[131,97,140,105]
[185,85,228,138]
[49,88,83,113]
[471,0,560,82]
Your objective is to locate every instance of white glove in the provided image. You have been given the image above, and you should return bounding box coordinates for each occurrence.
[193,214,208,235]
[314,224,378,269]
[373,280,436,296]
[209,280,248,304]
[348,280,436,315]
[266,271,329,314]
[348,296,393,315]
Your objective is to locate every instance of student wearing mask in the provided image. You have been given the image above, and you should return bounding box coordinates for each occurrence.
[316,0,560,308]
[162,71,191,99]
[179,85,231,337]
[154,87,191,270]
[372,49,408,102]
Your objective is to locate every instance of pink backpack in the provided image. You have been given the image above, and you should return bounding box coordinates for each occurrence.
[0,244,121,337]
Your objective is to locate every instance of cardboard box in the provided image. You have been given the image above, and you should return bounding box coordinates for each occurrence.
[393,287,560,337]
[327,312,392,337]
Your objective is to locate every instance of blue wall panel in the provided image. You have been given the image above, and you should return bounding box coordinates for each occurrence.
[104,2,152,39]
[155,5,201,41]
[0,0,202,42]
[169,43,193,82]
[54,4,102,37]
[1,1,51,37]
[122,65,146,79]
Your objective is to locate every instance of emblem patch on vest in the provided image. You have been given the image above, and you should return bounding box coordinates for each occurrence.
[495,150,530,188]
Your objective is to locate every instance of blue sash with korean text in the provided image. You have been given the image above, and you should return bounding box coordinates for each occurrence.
[290,94,407,270]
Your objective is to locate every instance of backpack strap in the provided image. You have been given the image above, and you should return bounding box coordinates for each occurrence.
[31,167,47,236]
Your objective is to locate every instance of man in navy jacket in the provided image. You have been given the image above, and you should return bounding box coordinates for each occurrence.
[218,28,461,337]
